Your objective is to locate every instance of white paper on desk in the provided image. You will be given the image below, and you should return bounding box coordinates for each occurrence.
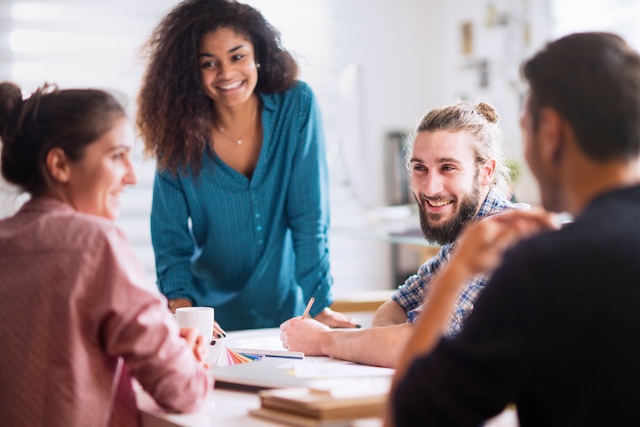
[292,361,394,379]
[306,377,392,398]
[209,337,227,366]
[227,334,287,352]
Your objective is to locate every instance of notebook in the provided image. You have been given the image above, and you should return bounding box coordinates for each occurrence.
[210,356,394,390]
[211,328,394,390]
[249,407,360,427]
[211,356,311,389]
[248,407,354,427]
[248,377,390,426]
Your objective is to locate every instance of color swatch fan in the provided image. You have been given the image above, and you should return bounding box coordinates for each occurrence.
[211,339,264,366]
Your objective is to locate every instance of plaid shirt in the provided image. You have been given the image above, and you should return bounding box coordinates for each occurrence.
[392,189,529,336]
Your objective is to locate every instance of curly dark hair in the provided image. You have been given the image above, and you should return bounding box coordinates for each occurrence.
[137,0,299,173]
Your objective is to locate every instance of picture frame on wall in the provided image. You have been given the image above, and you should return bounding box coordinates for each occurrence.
[461,21,473,55]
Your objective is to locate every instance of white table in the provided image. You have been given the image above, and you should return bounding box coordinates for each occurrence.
[138,385,278,427]
[138,328,390,426]
[137,328,519,427]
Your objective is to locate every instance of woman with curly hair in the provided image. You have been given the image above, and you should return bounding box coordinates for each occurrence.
[137,0,356,331]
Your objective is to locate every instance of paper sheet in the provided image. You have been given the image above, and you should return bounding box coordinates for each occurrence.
[293,361,394,379]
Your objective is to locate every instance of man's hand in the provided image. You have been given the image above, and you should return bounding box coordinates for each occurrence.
[385,209,558,427]
[313,307,359,328]
[393,208,558,379]
[451,209,558,278]
[279,317,331,355]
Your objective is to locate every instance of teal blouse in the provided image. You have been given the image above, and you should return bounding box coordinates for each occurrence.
[150,81,333,330]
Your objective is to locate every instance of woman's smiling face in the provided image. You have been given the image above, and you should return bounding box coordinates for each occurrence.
[62,117,137,221]
[198,27,259,108]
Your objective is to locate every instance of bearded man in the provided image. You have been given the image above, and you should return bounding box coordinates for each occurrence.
[279,100,528,368]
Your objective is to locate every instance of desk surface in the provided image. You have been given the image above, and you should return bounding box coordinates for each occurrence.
[137,328,519,427]
[138,328,390,427]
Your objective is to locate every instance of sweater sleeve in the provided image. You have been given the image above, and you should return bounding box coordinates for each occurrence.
[98,228,210,412]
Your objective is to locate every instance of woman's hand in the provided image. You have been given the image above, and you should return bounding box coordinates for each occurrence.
[313,307,359,328]
[213,321,227,339]
[169,299,225,339]
[168,298,192,314]
[179,327,209,369]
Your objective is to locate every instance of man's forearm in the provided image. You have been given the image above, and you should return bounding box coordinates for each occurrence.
[321,323,415,368]
[372,300,409,327]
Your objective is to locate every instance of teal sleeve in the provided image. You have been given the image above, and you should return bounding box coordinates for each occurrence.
[150,170,196,302]
[286,85,333,317]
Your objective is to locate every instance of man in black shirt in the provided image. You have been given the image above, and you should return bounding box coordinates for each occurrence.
[391,32,640,427]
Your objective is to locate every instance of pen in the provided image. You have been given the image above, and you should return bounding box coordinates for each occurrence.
[301,297,315,319]
[239,351,303,360]
[230,347,305,359]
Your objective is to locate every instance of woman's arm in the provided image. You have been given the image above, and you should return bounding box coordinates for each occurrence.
[151,171,197,304]
[284,85,336,318]
[99,228,210,412]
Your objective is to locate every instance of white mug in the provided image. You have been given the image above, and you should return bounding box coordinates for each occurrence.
[175,307,214,341]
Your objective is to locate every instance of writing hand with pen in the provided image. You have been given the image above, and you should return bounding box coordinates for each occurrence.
[279,297,360,356]
[301,296,359,329]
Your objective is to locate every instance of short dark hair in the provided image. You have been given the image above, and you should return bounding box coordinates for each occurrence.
[523,32,640,161]
[0,82,125,195]
[137,0,299,173]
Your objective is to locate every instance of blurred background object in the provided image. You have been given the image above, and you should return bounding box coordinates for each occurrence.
[1,0,637,294]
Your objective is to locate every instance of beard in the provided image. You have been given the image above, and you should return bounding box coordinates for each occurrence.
[416,181,482,246]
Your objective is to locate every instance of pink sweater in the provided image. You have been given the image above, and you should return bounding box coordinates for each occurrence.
[0,197,211,427]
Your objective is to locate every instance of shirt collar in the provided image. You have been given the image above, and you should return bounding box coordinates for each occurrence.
[20,196,76,214]
[476,188,507,220]
[258,90,277,113]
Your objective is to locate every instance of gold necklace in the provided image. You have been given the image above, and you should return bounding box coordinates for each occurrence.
[215,109,257,145]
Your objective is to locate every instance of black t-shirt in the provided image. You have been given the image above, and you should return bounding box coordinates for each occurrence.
[394,184,640,427]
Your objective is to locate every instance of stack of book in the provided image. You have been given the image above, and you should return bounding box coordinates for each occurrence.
[249,378,390,427]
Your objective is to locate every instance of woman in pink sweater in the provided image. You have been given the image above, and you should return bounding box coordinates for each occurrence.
[0,82,211,427]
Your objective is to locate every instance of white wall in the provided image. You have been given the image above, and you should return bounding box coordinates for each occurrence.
[0,0,556,292]
[247,0,446,292]
[0,0,182,272]
[425,0,554,206]
[0,0,446,292]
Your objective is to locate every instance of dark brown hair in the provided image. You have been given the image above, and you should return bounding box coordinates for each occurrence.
[0,82,125,195]
[523,32,640,161]
[137,0,299,173]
